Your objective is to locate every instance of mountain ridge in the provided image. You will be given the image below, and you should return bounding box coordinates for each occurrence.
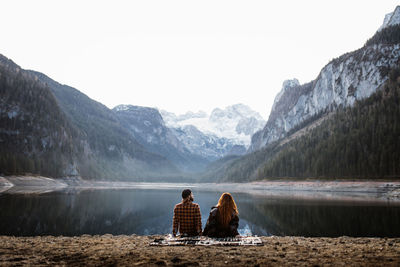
[250,39,400,152]
[202,7,400,182]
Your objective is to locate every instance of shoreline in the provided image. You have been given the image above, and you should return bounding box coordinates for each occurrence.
[1,175,400,201]
[0,235,399,266]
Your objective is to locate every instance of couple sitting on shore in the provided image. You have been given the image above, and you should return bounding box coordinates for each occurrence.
[172,189,239,237]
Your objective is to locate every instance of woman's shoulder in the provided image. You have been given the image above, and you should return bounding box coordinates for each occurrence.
[210,206,218,213]
[208,206,219,217]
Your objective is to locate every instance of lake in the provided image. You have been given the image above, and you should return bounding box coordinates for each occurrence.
[0,185,400,237]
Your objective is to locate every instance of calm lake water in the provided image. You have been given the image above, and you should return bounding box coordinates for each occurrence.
[0,186,400,237]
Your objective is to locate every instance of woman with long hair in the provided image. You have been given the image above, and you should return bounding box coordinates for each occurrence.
[203,192,239,237]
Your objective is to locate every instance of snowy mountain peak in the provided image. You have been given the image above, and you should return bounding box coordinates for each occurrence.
[161,104,266,147]
[160,110,207,124]
[379,6,400,31]
[210,103,264,121]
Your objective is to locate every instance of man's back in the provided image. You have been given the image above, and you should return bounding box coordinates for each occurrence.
[172,200,202,236]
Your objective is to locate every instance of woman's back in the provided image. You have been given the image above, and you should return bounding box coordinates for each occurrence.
[203,206,239,237]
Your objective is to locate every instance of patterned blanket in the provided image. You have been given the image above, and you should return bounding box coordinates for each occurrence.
[150,235,263,246]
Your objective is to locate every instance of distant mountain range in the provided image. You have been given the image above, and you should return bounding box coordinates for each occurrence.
[0,56,262,179]
[161,104,265,147]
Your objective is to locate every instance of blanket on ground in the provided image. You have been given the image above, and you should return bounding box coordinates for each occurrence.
[150,235,263,246]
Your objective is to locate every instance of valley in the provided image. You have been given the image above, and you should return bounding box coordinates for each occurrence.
[1,6,400,184]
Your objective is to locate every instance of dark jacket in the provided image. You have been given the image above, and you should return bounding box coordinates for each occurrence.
[203,206,239,237]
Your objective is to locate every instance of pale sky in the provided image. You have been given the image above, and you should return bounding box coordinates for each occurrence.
[1,1,398,119]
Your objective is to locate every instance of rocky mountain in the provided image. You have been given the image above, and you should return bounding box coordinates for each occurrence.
[112,105,209,172]
[161,104,265,147]
[32,72,181,180]
[0,55,81,177]
[249,10,400,152]
[1,53,254,178]
[201,7,400,182]
[170,125,243,161]
[113,104,246,171]
[0,56,181,180]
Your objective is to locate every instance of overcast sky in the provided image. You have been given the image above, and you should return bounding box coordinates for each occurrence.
[1,1,398,119]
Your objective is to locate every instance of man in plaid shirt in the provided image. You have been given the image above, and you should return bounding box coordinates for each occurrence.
[172,189,202,236]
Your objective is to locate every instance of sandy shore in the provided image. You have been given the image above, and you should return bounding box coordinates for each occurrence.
[0,235,399,266]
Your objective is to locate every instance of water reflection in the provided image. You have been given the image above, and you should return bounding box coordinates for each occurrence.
[238,195,400,237]
[0,188,399,237]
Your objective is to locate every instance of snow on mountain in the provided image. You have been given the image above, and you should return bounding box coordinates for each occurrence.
[160,104,266,147]
[379,6,400,31]
[171,125,243,160]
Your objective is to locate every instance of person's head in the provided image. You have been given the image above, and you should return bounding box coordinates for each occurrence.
[182,189,193,201]
[216,192,239,227]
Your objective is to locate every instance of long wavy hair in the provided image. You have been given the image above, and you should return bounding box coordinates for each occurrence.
[216,192,239,227]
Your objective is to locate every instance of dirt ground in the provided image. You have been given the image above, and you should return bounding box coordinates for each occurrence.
[0,235,399,266]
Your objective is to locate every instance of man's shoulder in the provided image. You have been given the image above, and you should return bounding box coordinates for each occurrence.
[191,202,200,208]
[174,202,183,209]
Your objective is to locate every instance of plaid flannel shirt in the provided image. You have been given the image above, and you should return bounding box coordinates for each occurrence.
[172,199,202,236]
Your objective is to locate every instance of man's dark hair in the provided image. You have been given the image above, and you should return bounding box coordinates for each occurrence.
[182,189,192,199]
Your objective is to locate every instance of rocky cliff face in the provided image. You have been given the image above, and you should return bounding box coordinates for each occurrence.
[250,39,400,152]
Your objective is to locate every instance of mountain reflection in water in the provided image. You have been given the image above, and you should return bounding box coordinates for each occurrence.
[0,188,399,237]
